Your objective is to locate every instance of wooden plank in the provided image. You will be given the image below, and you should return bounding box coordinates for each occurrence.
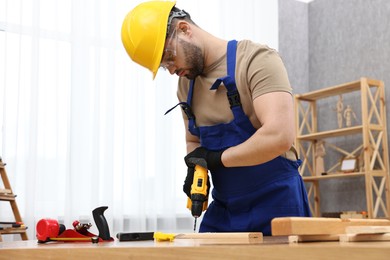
[297,126,363,141]
[360,78,374,218]
[271,217,390,236]
[295,77,382,102]
[340,233,390,242]
[154,232,263,244]
[295,80,362,101]
[378,79,390,218]
[288,234,339,243]
[175,232,262,240]
[346,226,390,234]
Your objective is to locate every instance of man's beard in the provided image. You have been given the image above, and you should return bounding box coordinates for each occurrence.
[179,40,204,80]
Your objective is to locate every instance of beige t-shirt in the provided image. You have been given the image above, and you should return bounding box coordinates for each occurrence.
[177,40,292,129]
[177,40,297,160]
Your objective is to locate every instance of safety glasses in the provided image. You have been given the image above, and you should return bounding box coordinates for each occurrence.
[160,28,178,70]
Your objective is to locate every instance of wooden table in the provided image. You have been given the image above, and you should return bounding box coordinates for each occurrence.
[1,237,390,259]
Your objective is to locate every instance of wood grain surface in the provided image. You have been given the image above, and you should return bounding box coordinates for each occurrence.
[1,238,390,260]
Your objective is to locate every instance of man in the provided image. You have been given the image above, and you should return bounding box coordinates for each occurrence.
[121,1,311,235]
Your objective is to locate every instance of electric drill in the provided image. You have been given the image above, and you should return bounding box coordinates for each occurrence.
[186,164,209,232]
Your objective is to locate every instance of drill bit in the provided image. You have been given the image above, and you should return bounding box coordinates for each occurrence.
[193,217,197,232]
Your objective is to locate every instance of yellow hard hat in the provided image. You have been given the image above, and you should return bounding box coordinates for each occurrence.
[121,1,176,79]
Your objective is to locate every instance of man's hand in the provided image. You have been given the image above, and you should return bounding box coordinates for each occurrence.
[183,166,195,198]
[182,147,224,199]
[184,147,224,171]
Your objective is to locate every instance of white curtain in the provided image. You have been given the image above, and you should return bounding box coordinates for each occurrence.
[0,0,278,241]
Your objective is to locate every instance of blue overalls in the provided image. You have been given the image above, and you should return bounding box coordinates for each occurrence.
[177,40,310,235]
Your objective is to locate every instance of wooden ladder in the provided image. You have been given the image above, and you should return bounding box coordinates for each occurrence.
[0,157,28,241]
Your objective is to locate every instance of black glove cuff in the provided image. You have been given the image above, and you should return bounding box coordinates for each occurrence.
[207,150,224,171]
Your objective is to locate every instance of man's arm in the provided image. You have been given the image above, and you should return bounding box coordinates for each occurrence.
[221,91,295,167]
[184,119,201,153]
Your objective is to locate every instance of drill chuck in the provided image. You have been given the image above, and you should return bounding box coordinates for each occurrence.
[190,194,207,217]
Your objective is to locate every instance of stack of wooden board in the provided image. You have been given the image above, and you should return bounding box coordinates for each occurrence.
[271,217,390,243]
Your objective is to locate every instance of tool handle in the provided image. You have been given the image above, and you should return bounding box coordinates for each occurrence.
[116,232,154,241]
[191,165,208,196]
[186,165,209,213]
[92,206,111,240]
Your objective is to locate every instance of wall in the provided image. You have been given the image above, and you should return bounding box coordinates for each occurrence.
[278,0,309,94]
[279,0,390,216]
[309,0,390,89]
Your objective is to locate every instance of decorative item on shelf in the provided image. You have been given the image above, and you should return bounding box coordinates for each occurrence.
[340,157,358,173]
[340,211,368,219]
[315,140,326,176]
[343,105,358,127]
[335,95,344,128]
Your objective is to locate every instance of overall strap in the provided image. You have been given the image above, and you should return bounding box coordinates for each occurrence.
[227,40,237,81]
[187,79,199,135]
[210,40,243,116]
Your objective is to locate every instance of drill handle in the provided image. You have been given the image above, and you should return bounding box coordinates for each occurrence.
[186,164,209,213]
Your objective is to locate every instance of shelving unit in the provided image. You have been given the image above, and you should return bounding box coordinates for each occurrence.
[0,157,28,241]
[294,77,390,218]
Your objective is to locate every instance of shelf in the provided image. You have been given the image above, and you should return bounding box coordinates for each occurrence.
[298,126,363,140]
[294,78,390,219]
[303,172,365,182]
[295,78,382,101]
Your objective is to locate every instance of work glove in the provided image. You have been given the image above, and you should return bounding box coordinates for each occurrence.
[183,167,198,198]
[184,147,224,171]
[182,147,224,198]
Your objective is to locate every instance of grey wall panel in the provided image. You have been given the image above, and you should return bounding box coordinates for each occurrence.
[309,0,390,89]
[278,0,309,94]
